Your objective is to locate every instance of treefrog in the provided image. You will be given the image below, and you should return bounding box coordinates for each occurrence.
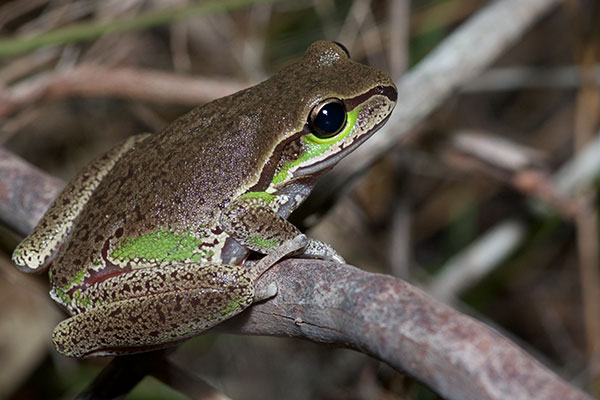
[12,41,397,358]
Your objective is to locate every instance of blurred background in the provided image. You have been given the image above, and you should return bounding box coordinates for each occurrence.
[1,0,599,398]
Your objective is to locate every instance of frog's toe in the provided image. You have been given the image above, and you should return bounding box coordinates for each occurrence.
[329,252,345,264]
[254,282,277,301]
[266,282,277,296]
[303,238,345,263]
[269,234,308,256]
[11,245,51,273]
[290,234,309,249]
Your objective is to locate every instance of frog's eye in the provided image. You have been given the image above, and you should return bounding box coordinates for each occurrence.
[308,98,347,140]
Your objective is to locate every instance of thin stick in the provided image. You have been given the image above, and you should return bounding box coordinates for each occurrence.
[0,65,248,118]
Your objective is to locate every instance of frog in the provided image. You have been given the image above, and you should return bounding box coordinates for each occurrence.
[12,40,397,358]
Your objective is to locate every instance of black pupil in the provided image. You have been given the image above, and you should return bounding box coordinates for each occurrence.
[313,101,346,138]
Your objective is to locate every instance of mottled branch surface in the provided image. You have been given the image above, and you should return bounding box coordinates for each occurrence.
[227,260,591,400]
[0,147,592,400]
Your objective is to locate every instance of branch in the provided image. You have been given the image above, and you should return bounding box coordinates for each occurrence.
[0,146,592,400]
[226,260,591,400]
[0,147,63,236]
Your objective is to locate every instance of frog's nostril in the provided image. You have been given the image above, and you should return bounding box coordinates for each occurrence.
[375,85,398,102]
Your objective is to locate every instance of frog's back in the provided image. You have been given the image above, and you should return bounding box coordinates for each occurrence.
[89,96,272,234]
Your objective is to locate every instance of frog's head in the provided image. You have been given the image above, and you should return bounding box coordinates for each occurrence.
[256,40,397,193]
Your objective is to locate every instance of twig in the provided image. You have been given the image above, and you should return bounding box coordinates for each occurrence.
[463,65,600,91]
[76,350,229,400]
[552,135,600,197]
[443,130,579,218]
[387,0,410,81]
[1,145,593,399]
[0,48,59,84]
[150,357,231,400]
[0,147,63,236]
[386,0,411,278]
[76,352,166,400]
[0,65,248,118]
[428,219,526,302]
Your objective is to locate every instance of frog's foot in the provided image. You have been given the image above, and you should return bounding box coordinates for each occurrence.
[250,234,308,278]
[303,238,345,263]
[254,282,278,302]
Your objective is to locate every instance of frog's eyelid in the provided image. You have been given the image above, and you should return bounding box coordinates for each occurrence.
[332,41,350,58]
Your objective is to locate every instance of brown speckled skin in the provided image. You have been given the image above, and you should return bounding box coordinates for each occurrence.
[14,41,397,357]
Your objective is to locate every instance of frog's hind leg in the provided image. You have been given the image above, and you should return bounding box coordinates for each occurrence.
[12,134,150,273]
[52,263,254,358]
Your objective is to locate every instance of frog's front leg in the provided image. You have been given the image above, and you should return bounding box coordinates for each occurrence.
[12,134,150,273]
[221,194,344,263]
[53,263,255,358]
